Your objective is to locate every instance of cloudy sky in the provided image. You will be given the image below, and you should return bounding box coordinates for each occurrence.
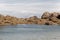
[0,0,60,18]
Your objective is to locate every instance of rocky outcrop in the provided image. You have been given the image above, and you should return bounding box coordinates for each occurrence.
[41,12,50,19]
[41,12,60,19]
[0,12,60,25]
[41,12,60,25]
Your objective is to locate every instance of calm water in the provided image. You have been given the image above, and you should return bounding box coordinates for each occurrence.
[0,24,60,40]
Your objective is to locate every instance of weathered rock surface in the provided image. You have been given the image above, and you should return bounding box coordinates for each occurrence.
[0,12,60,25]
[41,12,50,19]
[41,12,60,25]
[41,12,60,19]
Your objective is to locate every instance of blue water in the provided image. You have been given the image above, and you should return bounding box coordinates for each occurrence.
[0,24,60,40]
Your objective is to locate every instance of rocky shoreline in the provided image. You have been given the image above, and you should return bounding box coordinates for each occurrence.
[0,12,60,25]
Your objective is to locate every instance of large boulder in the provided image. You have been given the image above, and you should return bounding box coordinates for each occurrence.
[29,16,38,20]
[45,21,58,25]
[49,17,59,22]
[41,12,60,25]
[41,12,50,19]
[37,19,57,25]
[41,12,60,19]
[50,12,60,17]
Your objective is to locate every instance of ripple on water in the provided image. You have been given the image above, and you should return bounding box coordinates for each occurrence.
[0,24,60,40]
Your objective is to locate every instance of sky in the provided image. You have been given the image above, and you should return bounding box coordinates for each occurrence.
[0,0,60,18]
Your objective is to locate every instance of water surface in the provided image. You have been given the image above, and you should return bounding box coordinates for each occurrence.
[0,24,60,40]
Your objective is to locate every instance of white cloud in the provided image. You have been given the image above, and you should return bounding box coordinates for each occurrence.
[0,2,60,18]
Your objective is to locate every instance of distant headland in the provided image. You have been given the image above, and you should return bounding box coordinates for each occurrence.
[0,12,60,25]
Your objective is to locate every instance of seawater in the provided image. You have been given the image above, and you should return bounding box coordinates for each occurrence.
[0,24,60,40]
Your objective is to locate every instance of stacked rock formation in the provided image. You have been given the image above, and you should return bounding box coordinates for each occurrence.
[41,12,60,25]
[0,12,60,25]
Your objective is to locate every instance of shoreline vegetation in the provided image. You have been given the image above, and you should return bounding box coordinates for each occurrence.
[0,12,60,25]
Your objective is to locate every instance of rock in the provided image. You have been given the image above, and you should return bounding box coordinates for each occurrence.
[41,12,60,19]
[24,16,39,24]
[0,12,60,26]
[37,19,48,25]
[49,17,59,22]
[45,21,58,25]
[29,16,38,20]
[41,12,50,19]
[50,17,60,24]
[56,15,60,19]
[41,12,60,25]
[56,20,60,24]
[50,12,60,17]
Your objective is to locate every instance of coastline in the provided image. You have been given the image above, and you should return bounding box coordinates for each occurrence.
[0,12,60,25]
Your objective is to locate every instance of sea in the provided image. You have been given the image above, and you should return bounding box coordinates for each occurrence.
[0,24,60,40]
